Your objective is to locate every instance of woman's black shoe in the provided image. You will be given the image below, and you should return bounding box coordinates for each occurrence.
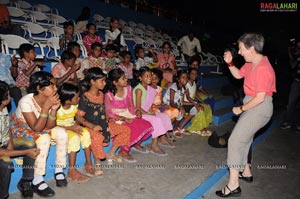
[216,185,241,197]
[239,172,253,183]
[54,172,68,187]
[31,181,55,198]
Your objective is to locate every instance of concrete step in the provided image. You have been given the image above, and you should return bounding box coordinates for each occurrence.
[213,95,234,111]
[213,107,234,125]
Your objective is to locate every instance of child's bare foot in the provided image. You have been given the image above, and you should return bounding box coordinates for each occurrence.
[68,169,89,183]
[84,164,95,177]
[118,151,137,163]
[150,146,168,156]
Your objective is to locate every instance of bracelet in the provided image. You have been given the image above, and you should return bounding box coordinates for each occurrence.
[228,62,234,67]
[240,106,245,112]
[39,113,48,118]
[48,115,57,120]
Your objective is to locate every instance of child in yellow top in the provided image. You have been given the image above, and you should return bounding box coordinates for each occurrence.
[57,83,93,183]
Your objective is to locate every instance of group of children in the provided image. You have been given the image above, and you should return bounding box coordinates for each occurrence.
[0,21,215,198]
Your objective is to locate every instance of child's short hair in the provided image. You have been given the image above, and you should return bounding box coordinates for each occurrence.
[91,42,102,50]
[119,50,131,58]
[58,83,79,106]
[60,51,76,63]
[63,21,74,29]
[105,44,116,52]
[0,80,9,103]
[134,45,144,56]
[188,67,198,74]
[67,41,80,52]
[86,22,96,30]
[18,43,35,58]
[188,55,200,66]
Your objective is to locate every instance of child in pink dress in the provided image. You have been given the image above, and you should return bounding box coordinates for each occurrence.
[105,68,154,162]
[133,67,173,156]
[83,23,102,56]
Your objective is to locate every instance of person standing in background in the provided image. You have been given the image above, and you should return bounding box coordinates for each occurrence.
[177,31,202,64]
[75,6,91,36]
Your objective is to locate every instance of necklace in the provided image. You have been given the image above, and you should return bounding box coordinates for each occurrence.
[162,53,170,69]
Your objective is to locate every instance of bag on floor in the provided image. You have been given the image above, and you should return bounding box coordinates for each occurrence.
[208,131,231,148]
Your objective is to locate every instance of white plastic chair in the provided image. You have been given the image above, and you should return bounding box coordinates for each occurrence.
[163,33,172,41]
[122,26,134,40]
[133,37,147,50]
[33,3,51,13]
[153,31,163,40]
[93,14,104,25]
[27,11,49,24]
[145,38,158,49]
[98,16,110,29]
[128,21,137,29]
[7,6,28,19]
[45,36,60,61]
[47,13,67,26]
[21,22,48,43]
[48,26,64,37]
[119,19,126,28]
[146,25,155,32]
[144,30,154,39]
[14,0,32,10]
[137,23,146,30]
[134,28,145,38]
[1,34,45,59]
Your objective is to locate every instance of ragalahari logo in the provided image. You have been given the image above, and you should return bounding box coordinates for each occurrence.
[260,2,297,12]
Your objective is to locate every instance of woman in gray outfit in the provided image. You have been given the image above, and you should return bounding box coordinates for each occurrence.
[216,33,276,197]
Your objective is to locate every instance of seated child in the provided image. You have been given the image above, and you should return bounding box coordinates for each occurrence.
[15,43,43,96]
[184,68,213,136]
[57,83,92,182]
[67,42,85,81]
[81,42,105,75]
[117,50,135,86]
[83,23,102,56]
[134,45,158,70]
[59,21,77,51]
[51,51,80,86]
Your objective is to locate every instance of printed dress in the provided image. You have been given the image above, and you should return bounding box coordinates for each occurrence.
[105,86,153,152]
[77,91,130,159]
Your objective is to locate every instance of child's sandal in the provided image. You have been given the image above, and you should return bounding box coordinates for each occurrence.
[84,164,95,177]
[94,164,104,177]
[68,170,89,183]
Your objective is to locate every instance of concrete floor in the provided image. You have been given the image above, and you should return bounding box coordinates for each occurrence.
[10,110,300,199]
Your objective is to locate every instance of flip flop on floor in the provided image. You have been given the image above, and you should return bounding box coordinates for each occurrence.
[173,129,183,138]
[131,145,149,154]
[159,141,175,149]
[150,148,168,156]
[119,154,137,163]
[179,128,191,135]
[107,155,123,165]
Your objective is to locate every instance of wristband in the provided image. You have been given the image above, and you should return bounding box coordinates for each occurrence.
[228,62,234,67]
[48,115,57,120]
[240,106,245,112]
[40,113,48,118]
